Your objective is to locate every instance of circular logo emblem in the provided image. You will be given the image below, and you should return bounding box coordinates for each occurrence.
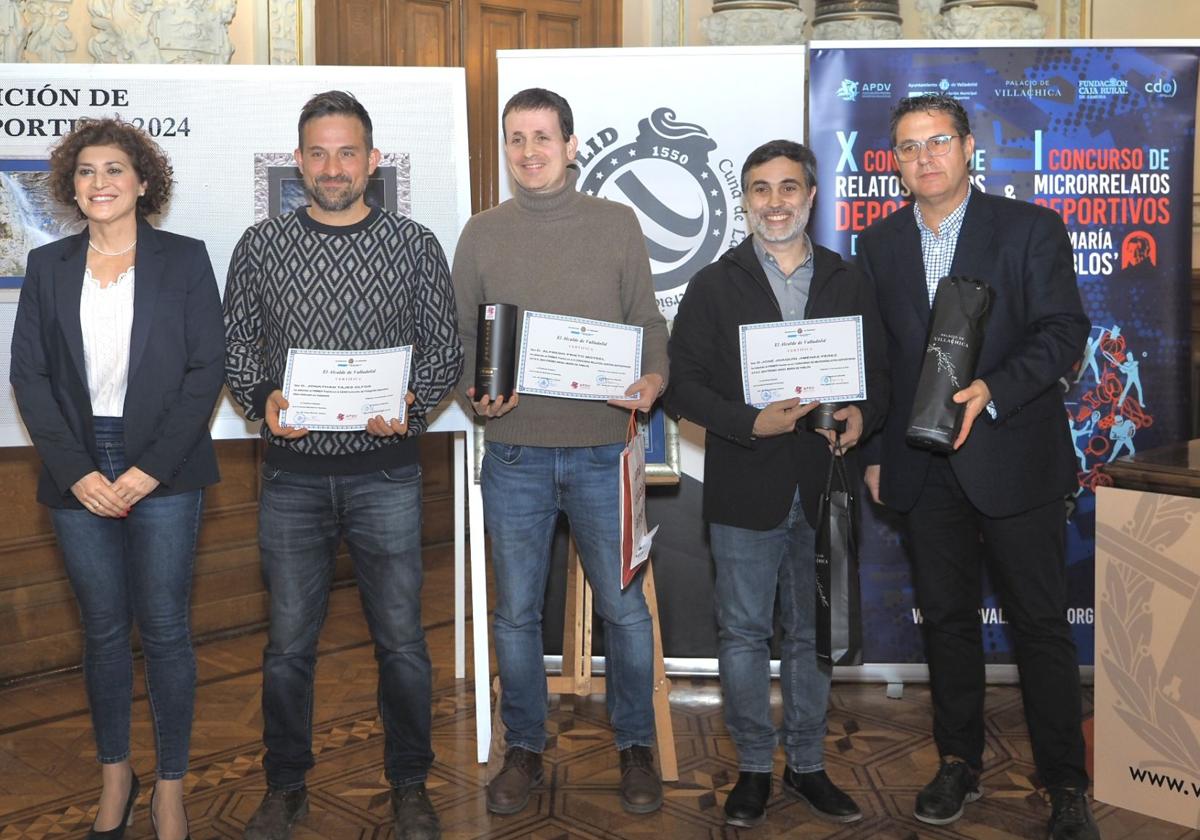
[581,108,730,312]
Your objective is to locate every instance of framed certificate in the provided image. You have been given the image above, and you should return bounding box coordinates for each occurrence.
[516,311,643,401]
[279,346,412,431]
[739,316,866,408]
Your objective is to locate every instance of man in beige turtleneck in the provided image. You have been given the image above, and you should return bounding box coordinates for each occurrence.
[452,87,669,817]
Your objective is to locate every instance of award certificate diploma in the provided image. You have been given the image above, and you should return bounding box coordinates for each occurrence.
[739,316,866,408]
[279,346,413,431]
[516,311,643,400]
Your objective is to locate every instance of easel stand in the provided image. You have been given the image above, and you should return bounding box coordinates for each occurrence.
[490,538,678,782]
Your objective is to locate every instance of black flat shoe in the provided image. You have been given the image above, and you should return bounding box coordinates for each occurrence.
[149,783,190,840]
[87,772,139,839]
[725,771,771,827]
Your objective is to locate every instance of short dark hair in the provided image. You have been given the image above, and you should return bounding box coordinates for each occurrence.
[740,139,818,193]
[297,90,374,151]
[888,93,971,147]
[48,117,173,218]
[501,88,573,141]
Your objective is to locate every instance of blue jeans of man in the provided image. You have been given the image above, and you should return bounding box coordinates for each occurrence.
[51,416,202,780]
[709,490,830,773]
[481,441,655,753]
[257,463,432,790]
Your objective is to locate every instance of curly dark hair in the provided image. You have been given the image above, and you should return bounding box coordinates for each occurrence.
[48,117,174,218]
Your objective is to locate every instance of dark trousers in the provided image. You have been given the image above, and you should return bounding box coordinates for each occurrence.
[906,456,1088,790]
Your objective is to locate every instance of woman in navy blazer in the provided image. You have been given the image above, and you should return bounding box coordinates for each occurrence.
[10,118,224,840]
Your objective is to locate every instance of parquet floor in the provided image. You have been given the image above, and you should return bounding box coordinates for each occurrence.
[0,545,1194,839]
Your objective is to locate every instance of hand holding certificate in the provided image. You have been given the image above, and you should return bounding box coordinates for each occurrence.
[279,346,413,431]
[516,311,644,401]
[740,316,866,409]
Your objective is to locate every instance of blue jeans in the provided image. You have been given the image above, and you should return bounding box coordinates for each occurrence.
[709,490,830,773]
[51,416,202,780]
[257,463,431,790]
[481,441,655,752]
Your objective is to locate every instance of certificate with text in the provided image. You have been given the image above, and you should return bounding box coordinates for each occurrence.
[279,346,412,431]
[516,312,643,400]
[739,316,866,408]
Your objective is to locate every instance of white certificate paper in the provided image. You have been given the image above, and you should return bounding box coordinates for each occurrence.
[516,311,643,400]
[739,316,866,409]
[279,346,412,431]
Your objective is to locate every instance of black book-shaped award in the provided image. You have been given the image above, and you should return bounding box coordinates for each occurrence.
[474,303,517,400]
[906,276,994,453]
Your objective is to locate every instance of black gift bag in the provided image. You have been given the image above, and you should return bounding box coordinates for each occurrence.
[815,451,862,666]
[906,276,995,453]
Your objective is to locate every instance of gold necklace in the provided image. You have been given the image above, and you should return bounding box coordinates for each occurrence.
[88,239,137,257]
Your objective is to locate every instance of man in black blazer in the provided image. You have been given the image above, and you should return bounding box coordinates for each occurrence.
[857,94,1097,840]
[666,140,888,828]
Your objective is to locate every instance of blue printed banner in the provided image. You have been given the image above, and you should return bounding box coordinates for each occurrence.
[809,43,1200,666]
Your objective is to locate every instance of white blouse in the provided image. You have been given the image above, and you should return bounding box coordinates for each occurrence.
[79,265,136,417]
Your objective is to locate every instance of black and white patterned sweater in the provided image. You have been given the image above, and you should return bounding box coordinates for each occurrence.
[224,206,463,474]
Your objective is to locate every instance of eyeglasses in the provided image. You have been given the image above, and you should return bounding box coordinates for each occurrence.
[893,134,961,163]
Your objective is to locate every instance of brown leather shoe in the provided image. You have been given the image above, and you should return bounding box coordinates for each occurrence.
[618,746,662,814]
[486,747,543,815]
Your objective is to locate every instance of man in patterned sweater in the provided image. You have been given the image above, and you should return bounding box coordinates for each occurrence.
[224,91,462,840]
[453,88,669,817]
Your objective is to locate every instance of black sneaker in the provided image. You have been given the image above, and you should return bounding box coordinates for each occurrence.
[392,783,440,840]
[243,787,309,840]
[914,760,981,825]
[782,767,863,823]
[1047,788,1100,840]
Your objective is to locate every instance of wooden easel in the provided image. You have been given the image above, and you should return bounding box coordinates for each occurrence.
[489,538,678,782]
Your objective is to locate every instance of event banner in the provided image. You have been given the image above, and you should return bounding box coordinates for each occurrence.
[0,64,471,446]
[809,42,1200,666]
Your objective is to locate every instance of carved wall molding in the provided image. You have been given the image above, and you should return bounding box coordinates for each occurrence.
[700,7,807,45]
[924,3,1047,39]
[1,0,76,61]
[1060,0,1090,38]
[812,0,901,39]
[653,0,681,47]
[812,17,901,39]
[88,0,237,63]
[267,0,297,63]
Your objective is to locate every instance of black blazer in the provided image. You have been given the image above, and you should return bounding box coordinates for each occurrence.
[10,218,225,508]
[665,237,890,531]
[857,189,1090,517]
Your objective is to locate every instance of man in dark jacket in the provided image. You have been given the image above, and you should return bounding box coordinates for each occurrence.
[665,139,888,828]
[857,93,1096,840]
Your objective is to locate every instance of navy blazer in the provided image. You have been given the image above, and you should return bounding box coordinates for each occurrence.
[10,218,225,508]
[665,237,890,531]
[858,189,1090,518]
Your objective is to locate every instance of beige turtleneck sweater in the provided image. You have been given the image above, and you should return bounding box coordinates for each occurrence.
[452,167,669,447]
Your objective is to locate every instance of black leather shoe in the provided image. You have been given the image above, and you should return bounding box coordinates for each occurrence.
[618,746,662,814]
[914,759,981,825]
[243,787,309,840]
[88,772,139,839]
[782,767,863,823]
[724,771,771,828]
[391,783,440,840]
[1047,788,1100,840]
[486,747,543,815]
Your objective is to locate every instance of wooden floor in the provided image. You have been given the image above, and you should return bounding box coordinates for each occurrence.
[0,545,1194,839]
